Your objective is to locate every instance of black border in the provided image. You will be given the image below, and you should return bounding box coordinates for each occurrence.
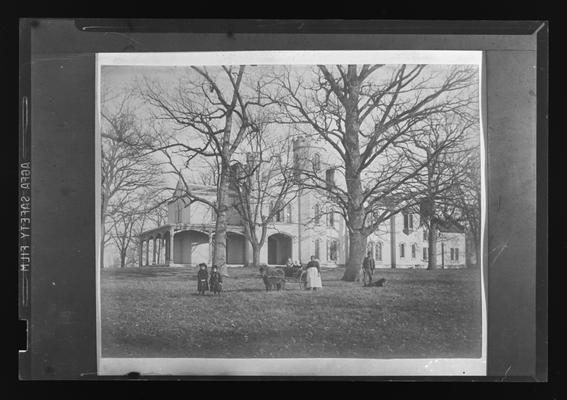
[18,18,548,382]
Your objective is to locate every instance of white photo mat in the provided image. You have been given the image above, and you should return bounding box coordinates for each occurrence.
[95,50,487,376]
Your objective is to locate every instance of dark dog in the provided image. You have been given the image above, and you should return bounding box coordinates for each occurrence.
[262,275,286,291]
[365,278,386,287]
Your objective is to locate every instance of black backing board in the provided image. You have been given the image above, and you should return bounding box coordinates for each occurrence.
[19,18,547,381]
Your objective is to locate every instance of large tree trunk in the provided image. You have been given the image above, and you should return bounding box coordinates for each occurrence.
[120,250,127,268]
[427,220,437,270]
[213,162,230,276]
[343,229,367,281]
[341,69,365,281]
[251,243,261,268]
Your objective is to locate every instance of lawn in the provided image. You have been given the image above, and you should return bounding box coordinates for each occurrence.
[101,266,482,359]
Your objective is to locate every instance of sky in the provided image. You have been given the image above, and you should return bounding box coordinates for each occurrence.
[100,63,480,195]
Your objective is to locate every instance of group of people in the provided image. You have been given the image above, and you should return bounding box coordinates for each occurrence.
[196,263,223,295]
[196,250,377,294]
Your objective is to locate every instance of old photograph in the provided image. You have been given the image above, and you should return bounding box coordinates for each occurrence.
[96,51,486,375]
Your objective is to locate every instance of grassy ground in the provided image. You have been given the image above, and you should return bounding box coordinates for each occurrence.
[101,266,482,359]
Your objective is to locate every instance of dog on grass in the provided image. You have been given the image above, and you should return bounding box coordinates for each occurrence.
[365,278,386,287]
[262,275,286,291]
[258,264,286,291]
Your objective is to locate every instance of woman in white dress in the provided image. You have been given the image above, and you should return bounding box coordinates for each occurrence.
[305,256,322,290]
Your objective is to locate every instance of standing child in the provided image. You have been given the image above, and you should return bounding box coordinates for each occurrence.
[209,265,223,295]
[197,263,209,295]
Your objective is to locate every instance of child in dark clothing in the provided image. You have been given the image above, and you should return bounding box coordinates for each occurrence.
[209,265,223,295]
[197,263,209,295]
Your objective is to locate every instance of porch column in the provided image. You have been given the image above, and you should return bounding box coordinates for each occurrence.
[157,237,163,264]
[168,228,175,265]
[145,239,149,266]
[152,237,157,265]
[139,236,143,267]
[164,236,169,263]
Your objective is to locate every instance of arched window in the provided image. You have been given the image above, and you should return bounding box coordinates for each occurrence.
[376,241,383,261]
[286,205,293,223]
[313,153,321,171]
[400,243,405,258]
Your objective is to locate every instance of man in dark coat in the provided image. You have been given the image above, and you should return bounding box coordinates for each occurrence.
[362,251,375,286]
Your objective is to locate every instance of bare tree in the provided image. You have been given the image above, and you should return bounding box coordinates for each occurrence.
[271,64,477,280]
[101,90,163,268]
[138,66,275,275]
[229,130,300,267]
[408,113,478,269]
[109,190,168,268]
[451,148,482,267]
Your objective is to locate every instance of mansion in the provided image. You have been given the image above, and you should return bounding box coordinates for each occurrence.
[138,137,467,269]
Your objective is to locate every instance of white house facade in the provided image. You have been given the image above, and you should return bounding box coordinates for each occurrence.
[138,138,466,269]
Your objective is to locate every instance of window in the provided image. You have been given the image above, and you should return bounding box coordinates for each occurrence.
[315,239,320,259]
[376,242,383,261]
[313,153,321,171]
[314,203,321,224]
[329,240,338,261]
[326,168,335,188]
[423,247,428,261]
[411,244,417,259]
[423,229,428,241]
[286,205,293,223]
[450,248,455,261]
[329,211,335,227]
[271,202,283,222]
[176,202,182,223]
[400,243,405,258]
[403,214,409,231]
[409,214,414,230]
[455,248,459,261]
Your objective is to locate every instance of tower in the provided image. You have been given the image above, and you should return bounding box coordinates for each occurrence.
[292,136,325,263]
